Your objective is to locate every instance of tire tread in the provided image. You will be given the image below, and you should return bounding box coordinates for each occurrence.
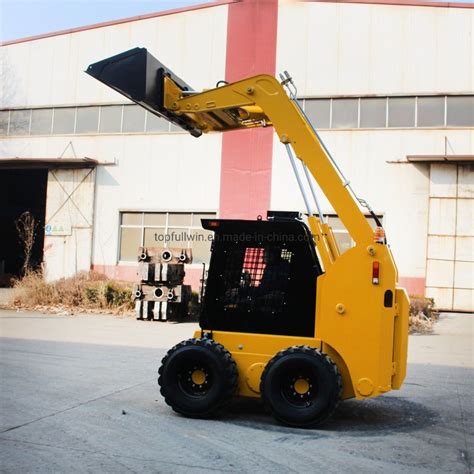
[260,345,342,427]
[158,338,238,417]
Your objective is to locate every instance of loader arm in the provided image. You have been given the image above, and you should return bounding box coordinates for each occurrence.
[161,74,375,251]
[86,47,375,268]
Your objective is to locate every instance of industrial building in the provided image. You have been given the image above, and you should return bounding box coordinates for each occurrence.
[0,0,472,311]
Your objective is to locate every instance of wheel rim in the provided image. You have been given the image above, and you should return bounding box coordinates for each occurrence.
[294,378,310,395]
[280,369,319,407]
[191,369,207,385]
[177,363,212,397]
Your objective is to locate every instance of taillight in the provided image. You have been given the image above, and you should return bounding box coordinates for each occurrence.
[372,261,380,285]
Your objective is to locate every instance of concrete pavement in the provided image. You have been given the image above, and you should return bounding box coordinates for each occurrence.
[0,310,472,473]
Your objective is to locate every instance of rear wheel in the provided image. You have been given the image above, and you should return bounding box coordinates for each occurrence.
[260,346,342,427]
[158,338,238,417]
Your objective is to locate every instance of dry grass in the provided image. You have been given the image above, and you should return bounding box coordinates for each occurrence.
[409,295,439,334]
[12,271,134,315]
[10,272,439,330]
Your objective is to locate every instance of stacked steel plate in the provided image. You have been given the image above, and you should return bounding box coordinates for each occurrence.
[134,247,192,321]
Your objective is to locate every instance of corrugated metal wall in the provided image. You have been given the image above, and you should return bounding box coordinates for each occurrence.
[426,163,473,311]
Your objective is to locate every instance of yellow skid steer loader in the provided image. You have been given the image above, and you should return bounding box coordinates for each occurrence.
[87,48,409,427]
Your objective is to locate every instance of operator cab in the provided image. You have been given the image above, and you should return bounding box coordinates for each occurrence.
[200,212,323,337]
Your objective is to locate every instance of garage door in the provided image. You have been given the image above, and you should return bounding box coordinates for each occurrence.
[425,163,473,312]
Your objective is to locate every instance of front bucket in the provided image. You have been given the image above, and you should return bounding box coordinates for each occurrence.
[86,47,201,136]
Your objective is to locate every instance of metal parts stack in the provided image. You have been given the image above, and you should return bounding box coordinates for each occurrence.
[133,247,192,321]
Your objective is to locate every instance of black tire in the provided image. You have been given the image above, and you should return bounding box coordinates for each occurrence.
[158,338,238,418]
[260,346,342,427]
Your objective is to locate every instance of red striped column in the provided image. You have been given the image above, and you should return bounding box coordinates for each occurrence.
[219,0,279,219]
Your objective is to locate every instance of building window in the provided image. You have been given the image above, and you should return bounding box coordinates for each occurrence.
[99,105,122,133]
[326,214,383,254]
[360,98,386,128]
[146,111,169,132]
[122,105,145,133]
[417,96,445,127]
[447,96,474,127]
[388,97,415,127]
[1,94,472,137]
[9,109,30,135]
[326,216,353,254]
[0,111,9,136]
[75,106,99,134]
[30,108,53,135]
[331,98,358,128]
[52,107,75,134]
[119,227,142,262]
[304,99,330,128]
[119,211,217,264]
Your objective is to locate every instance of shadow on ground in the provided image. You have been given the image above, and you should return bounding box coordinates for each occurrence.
[218,395,438,437]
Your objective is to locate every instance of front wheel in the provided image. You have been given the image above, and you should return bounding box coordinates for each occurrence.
[260,346,342,427]
[158,338,238,418]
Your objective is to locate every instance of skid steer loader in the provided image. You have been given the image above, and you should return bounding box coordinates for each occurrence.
[87,48,409,427]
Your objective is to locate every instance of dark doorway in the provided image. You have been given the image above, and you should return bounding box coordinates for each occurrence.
[0,169,48,285]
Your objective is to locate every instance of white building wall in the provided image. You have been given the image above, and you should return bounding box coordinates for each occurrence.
[274,2,474,286]
[1,5,228,108]
[1,132,222,269]
[1,3,228,277]
[92,133,222,267]
[1,1,472,303]
[271,129,474,280]
[276,2,473,96]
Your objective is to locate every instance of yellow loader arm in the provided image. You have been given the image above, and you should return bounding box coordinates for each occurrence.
[86,48,372,268]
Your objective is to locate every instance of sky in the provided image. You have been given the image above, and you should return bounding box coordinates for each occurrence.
[0,0,208,42]
[1,0,472,43]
